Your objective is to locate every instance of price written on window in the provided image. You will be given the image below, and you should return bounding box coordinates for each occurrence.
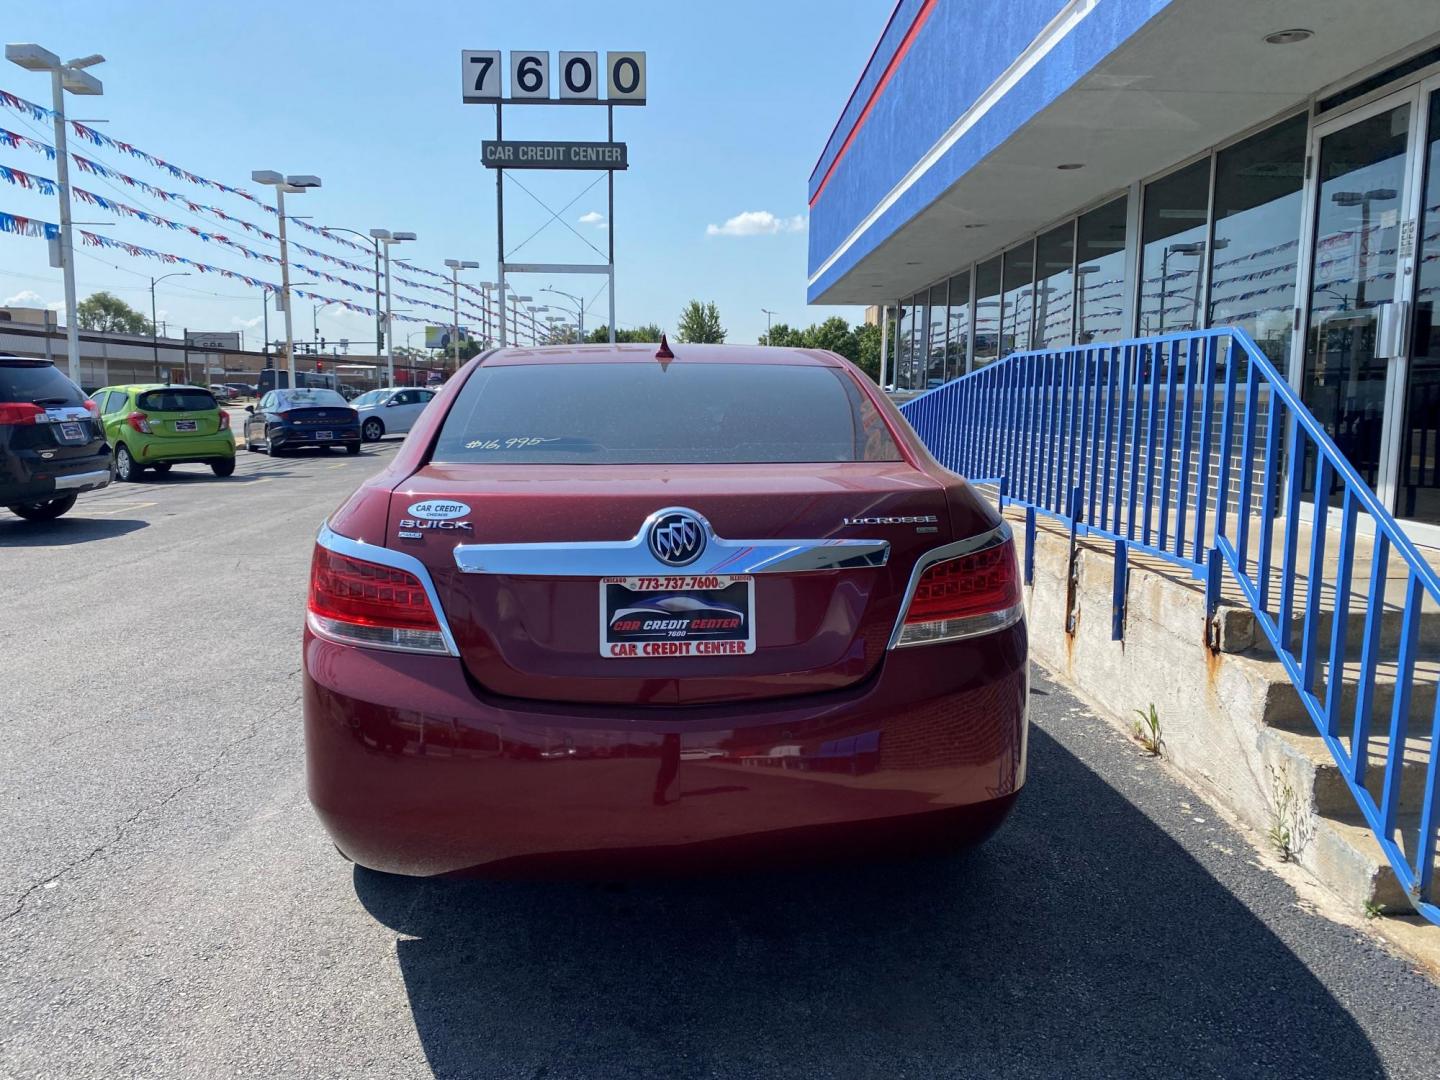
[464,436,562,451]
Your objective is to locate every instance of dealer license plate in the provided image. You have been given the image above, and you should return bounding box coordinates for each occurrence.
[174,419,198,432]
[57,422,86,442]
[600,575,755,658]
[316,430,333,440]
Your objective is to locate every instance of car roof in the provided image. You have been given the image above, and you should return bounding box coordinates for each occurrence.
[99,383,215,393]
[0,355,55,365]
[479,342,846,368]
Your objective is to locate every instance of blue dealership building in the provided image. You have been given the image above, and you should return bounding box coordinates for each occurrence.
[809,0,1440,536]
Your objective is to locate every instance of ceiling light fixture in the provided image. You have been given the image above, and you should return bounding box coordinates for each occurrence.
[1264,28,1313,45]
[1057,162,1085,170]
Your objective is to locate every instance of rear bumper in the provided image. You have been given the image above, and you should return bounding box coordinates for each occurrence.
[273,425,361,448]
[138,435,235,462]
[1,457,111,505]
[304,623,1028,876]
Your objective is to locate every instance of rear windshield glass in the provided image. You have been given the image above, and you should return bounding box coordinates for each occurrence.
[137,388,218,413]
[0,362,84,405]
[279,389,348,408]
[432,362,902,464]
[352,390,391,408]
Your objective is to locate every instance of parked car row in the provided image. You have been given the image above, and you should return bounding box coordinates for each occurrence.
[3,353,438,523]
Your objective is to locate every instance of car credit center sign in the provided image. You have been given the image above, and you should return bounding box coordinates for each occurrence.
[481,141,627,170]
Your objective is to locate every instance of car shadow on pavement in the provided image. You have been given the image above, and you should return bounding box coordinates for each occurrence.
[0,517,148,546]
[354,725,1388,1079]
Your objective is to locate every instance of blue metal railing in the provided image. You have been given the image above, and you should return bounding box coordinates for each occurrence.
[901,327,1440,925]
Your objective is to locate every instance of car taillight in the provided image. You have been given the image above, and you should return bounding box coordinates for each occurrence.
[307,546,450,654]
[83,398,100,418]
[896,537,1023,647]
[126,411,152,434]
[218,409,230,431]
[0,402,44,425]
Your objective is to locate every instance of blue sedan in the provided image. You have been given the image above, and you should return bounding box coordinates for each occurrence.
[243,388,361,455]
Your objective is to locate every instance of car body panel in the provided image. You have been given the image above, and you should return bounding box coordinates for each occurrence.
[1,357,111,507]
[355,387,436,439]
[95,384,236,467]
[244,390,360,450]
[307,342,1027,874]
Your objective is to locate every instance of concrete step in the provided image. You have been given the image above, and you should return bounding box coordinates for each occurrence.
[1215,604,1440,660]
[1265,725,1433,818]
[1312,807,1438,914]
[1255,654,1440,736]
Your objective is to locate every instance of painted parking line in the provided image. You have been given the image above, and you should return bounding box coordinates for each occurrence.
[85,501,157,516]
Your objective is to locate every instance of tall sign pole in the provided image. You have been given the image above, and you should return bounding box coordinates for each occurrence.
[462,49,645,348]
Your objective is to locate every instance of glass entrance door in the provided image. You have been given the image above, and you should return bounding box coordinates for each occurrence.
[1299,98,1413,509]
[1398,84,1440,525]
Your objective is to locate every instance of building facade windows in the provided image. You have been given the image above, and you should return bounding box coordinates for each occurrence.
[1208,113,1308,366]
[1001,241,1036,355]
[972,256,1003,368]
[1034,222,1076,348]
[1137,157,1212,336]
[927,281,948,386]
[1074,195,1128,343]
[946,271,970,376]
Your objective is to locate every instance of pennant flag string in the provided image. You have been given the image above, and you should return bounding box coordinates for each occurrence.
[0,162,57,196]
[0,208,59,240]
[0,126,56,160]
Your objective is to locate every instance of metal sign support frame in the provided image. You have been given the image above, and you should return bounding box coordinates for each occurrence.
[494,101,618,347]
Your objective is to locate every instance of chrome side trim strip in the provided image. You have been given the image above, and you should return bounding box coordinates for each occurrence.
[452,507,890,577]
[315,521,461,657]
[53,469,111,492]
[885,522,1017,650]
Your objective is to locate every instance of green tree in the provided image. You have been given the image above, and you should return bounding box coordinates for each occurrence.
[759,321,805,348]
[586,323,666,344]
[852,321,882,383]
[675,300,726,344]
[800,316,858,362]
[76,290,152,334]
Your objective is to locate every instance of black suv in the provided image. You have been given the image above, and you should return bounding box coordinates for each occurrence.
[1,356,112,521]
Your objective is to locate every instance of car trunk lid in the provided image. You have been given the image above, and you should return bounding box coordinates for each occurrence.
[385,463,961,705]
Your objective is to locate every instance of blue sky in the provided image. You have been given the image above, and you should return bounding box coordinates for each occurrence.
[1,0,889,348]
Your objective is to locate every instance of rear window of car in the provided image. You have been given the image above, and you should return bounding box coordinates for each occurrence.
[137,389,218,413]
[278,389,348,408]
[0,361,85,405]
[431,362,902,464]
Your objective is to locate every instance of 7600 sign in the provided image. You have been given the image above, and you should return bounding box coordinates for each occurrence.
[461,50,646,105]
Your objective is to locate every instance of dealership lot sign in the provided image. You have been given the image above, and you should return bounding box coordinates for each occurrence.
[480,141,627,170]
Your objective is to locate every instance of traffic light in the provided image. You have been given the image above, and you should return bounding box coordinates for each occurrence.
[315,359,324,373]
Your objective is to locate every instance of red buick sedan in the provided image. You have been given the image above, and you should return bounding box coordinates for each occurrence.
[304,341,1028,876]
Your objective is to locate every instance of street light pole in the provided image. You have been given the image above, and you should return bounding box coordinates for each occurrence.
[149,271,189,381]
[6,45,105,381]
[371,229,416,385]
[761,308,777,344]
[444,259,479,374]
[542,287,587,342]
[252,170,321,390]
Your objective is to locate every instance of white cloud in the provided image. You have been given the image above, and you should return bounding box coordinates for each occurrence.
[577,210,606,227]
[3,289,45,306]
[232,314,264,330]
[705,211,808,237]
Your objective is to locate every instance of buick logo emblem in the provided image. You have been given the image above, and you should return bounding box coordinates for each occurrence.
[648,510,706,567]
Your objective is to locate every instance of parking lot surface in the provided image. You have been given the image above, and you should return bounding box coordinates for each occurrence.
[3,444,1440,1079]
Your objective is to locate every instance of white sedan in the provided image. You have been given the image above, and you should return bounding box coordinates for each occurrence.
[352,387,437,442]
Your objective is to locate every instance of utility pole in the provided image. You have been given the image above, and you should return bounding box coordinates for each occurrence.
[761,307,777,344]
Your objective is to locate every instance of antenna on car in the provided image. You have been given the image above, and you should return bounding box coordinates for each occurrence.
[655,335,674,362]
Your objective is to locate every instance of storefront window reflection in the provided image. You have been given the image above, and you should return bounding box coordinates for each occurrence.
[947,271,970,375]
[1034,222,1076,347]
[1138,159,1212,335]
[973,257,1003,367]
[1001,241,1035,355]
[927,282,948,386]
[1209,114,1307,365]
[1075,196,1128,343]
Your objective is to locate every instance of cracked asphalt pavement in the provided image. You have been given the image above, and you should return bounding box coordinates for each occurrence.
[3,440,1440,1078]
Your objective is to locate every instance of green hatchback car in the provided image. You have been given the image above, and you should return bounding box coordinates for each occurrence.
[93,384,236,481]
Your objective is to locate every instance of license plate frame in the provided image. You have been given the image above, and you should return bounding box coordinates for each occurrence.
[315,430,334,440]
[174,419,198,432]
[599,575,755,658]
[57,421,86,443]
